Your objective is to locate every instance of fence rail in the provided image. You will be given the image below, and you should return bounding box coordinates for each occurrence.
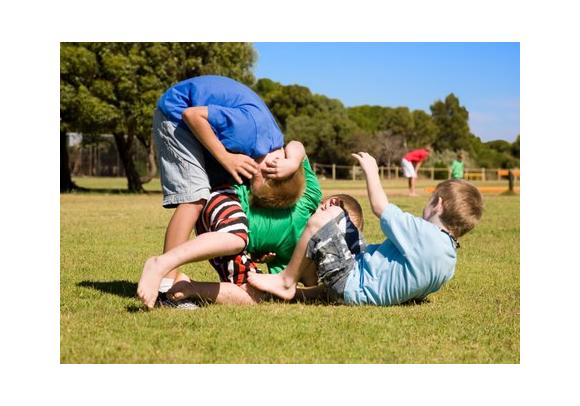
[312,163,520,182]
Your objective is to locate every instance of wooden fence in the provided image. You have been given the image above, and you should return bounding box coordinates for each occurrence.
[312,163,520,182]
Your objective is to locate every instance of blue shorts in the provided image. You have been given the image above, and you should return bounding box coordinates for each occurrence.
[152,108,211,208]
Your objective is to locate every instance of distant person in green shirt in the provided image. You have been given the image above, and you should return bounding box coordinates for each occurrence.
[450,152,465,179]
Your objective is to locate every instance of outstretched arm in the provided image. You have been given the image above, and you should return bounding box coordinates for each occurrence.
[263,140,306,180]
[182,106,258,184]
[352,152,389,218]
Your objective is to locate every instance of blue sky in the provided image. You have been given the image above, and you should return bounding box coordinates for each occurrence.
[253,43,519,142]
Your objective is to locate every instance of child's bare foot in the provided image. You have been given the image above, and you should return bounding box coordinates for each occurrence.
[166,280,196,302]
[137,256,165,309]
[246,272,296,301]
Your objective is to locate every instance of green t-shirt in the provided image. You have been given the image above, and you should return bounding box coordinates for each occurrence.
[233,159,322,274]
[451,159,464,179]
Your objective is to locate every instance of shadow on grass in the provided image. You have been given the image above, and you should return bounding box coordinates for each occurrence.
[126,305,145,313]
[399,297,431,306]
[66,189,162,195]
[78,280,137,298]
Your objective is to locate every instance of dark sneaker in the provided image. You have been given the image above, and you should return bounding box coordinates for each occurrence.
[155,292,200,310]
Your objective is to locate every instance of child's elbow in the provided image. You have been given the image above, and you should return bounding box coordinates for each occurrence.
[182,107,206,122]
[373,202,388,217]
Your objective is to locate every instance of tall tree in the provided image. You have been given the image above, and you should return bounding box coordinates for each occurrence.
[430,93,472,153]
[411,109,439,148]
[60,42,256,192]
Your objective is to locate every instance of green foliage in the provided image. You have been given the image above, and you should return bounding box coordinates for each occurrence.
[61,42,256,191]
[467,135,520,169]
[511,134,520,159]
[432,161,449,180]
[255,79,358,164]
[430,93,472,153]
[411,109,439,148]
[286,111,358,165]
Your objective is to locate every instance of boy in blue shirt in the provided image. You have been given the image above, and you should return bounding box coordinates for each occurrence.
[247,152,483,305]
[142,75,306,307]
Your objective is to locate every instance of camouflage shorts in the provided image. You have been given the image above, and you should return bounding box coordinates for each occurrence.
[306,211,365,302]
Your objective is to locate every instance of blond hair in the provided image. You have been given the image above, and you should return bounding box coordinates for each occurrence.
[251,165,305,208]
[325,194,364,232]
[432,179,483,238]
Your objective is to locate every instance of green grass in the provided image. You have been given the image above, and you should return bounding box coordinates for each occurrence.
[61,177,519,363]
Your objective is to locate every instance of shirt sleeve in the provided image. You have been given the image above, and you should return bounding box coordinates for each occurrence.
[207,105,257,156]
[379,204,424,256]
[297,158,322,213]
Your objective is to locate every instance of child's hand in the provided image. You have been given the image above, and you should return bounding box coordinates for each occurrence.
[351,152,379,177]
[262,157,298,180]
[223,152,259,184]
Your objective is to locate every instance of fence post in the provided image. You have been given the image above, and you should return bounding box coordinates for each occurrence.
[448,168,451,179]
[388,166,391,179]
[395,166,399,179]
[380,166,384,180]
[508,169,514,192]
[481,168,486,181]
[431,167,434,180]
[352,165,356,181]
[332,164,336,180]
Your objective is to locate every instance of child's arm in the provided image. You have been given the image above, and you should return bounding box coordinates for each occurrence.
[352,152,389,217]
[263,140,306,180]
[182,106,258,184]
[414,160,423,173]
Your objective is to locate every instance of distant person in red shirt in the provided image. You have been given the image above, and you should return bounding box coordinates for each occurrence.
[401,146,431,196]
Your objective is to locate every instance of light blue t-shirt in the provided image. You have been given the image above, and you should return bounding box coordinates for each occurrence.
[343,204,457,305]
[157,75,284,158]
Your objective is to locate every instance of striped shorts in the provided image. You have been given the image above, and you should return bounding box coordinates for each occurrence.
[195,187,258,286]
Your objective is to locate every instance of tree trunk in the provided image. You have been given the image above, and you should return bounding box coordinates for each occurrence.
[60,130,78,193]
[139,135,157,184]
[114,133,144,193]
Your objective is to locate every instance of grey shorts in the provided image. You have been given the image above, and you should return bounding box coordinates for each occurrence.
[152,108,211,208]
[306,211,366,302]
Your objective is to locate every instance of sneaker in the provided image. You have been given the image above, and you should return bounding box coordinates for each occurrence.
[155,292,200,310]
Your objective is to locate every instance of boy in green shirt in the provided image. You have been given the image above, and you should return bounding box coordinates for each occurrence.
[451,152,464,179]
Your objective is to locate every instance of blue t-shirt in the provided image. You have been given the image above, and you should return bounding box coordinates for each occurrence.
[343,204,457,305]
[157,75,284,158]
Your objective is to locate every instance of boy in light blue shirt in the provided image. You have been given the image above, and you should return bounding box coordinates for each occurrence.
[248,152,483,306]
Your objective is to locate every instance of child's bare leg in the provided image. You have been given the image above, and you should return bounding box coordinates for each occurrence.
[247,206,341,300]
[409,177,417,196]
[167,280,261,305]
[138,232,245,308]
[163,202,205,282]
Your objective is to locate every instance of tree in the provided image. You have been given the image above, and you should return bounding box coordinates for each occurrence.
[511,134,520,159]
[430,93,472,153]
[60,42,256,192]
[286,110,358,165]
[411,109,439,148]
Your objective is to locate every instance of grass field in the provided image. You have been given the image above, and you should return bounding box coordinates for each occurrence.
[61,177,519,363]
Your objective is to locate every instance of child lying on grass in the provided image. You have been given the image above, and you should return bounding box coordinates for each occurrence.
[247,152,483,306]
